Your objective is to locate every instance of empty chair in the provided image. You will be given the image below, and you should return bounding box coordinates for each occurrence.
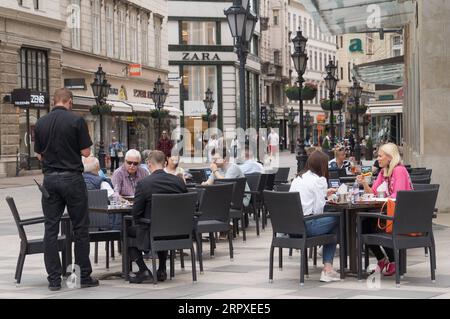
[87,189,121,269]
[357,189,439,286]
[262,173,277,228]
[411,175,431,185]
[215,178,248,242]
[6,196,68,284]
[263,191,344,285]
[146,193,198,284]
[195,183,234,273]
[245,173,263,236]
[410,169,432,178]
[274,167,290,185]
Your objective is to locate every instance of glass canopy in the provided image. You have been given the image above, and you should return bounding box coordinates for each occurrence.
[353,56,404,86]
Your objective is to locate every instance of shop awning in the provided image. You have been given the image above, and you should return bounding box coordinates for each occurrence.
[126,101,154,113]
[162,105,183,117]
[106,100,133,113]
[353,56,404,86]
[367,101,402,114]
[301,0,415,35]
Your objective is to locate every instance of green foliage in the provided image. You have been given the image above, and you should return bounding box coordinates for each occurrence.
[90,104,112,115]
[285,83,317,101]
[320,99,343,111]
[322,137,330,150]
[150,109,170,119]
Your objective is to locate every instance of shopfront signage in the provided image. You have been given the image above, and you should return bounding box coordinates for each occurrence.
[128,64,142,77]
[109,87,119,95]
[182,53,221,61]
[134,89,148,98]
[349,39,363,53]
[11,89,49,108]
[64,78,86,90]
[260,105,267,127]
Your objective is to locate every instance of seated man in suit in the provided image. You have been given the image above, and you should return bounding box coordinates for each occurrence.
[128,150,187,284]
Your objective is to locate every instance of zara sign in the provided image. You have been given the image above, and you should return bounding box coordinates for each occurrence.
[182,52,221,61]
[11,89,49,108]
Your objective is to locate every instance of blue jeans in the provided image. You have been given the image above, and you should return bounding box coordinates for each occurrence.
[305,216,338,264]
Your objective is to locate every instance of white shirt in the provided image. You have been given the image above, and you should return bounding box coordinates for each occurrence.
[268,132,279,146]
[289,170,328,216]
[100,182,114,198]
[239,160,264,175]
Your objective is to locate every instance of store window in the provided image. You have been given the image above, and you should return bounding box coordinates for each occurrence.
[18,47,49,169]
[273,10,279,26]
[181,21,216,45]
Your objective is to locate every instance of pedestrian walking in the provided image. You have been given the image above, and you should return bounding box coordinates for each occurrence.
[108,137,123,174]
[34,88,99,291]
[157,130,174,159]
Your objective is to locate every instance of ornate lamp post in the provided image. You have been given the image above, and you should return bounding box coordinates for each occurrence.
[336,90,343,141]
[225,0,257,130]
[203,88,214,129]
[324,60,338,148]
[90,65,111,172]
[350,77,363,163]
[291,29,308,172]
[150,77,168,140]
[287,107,296,153]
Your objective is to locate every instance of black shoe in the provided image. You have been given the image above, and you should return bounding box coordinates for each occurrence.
[129,270,153,284]
[157,269,167,282]
[48,281,61,291]
[80,277,99,288]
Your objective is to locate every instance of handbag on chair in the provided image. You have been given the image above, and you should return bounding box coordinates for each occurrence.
[378,199,422,236]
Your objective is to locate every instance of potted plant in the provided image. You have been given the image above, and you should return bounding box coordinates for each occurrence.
[202,114,218,122]
[347,104,368,114]
[320,99,343,112]
[322,136,330,151]
[365,136,374,160]
[150,109,170,119]
[90,103,112,115]
[285,83,317,101]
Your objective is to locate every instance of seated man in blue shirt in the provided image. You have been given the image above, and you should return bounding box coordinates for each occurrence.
[239,147,263,175]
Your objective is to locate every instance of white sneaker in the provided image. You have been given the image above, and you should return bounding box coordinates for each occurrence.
[320,270,341,282]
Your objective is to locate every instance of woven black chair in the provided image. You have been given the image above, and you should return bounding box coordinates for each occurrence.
[273,184,291,192]
[142,193,198,284]
[195,183,234,273]
[263,191,345,285]
[410,168,431,177]
[274,167,290,185]
[6,196,68,284]
[357,189,439,286]
[262,173,277,229]
[411,175,431,185]
[244,173,263,236]
[215,178,247,242]
[87,189,121,269]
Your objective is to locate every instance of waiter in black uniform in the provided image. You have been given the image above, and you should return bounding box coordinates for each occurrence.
[34,88,98,291]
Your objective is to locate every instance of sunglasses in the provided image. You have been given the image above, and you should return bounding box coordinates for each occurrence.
[126,161,139,166]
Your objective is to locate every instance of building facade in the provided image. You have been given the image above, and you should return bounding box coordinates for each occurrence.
[167,0,261,155]
[61,0,170,158]
[0,0,65,177]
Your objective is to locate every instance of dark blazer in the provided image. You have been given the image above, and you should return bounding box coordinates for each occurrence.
[132,169,187,250]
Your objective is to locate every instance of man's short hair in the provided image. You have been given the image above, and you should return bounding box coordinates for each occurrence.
[53,88,73,105]
[82,156,99,173]
[147,150,166,166]
[125,149,141,162]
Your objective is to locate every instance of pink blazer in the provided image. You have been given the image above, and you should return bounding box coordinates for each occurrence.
[371,165,413,198]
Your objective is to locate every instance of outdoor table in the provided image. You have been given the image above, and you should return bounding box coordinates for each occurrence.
[327,200,384,275]
[89,205,133,279]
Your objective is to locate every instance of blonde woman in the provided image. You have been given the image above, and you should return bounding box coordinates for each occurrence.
[357,142,413,276]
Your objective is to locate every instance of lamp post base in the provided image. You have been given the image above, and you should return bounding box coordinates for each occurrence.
[98,143,106,173]
[296,142,308,173]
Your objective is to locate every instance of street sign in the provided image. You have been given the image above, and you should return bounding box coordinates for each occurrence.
[260,105,267,127]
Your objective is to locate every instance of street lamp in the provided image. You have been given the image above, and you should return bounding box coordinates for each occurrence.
[90,65,111,172]
[287,107,296,153]
[150,77,168,140]
[336,90,343,141]
[203,88,214,129]
[324,60,338,148]
[225,0,257,131]
[350,77,363,163]
[291,29,308,172]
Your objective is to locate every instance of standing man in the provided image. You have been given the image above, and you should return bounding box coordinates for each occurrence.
[109,137,123,174]
[34,88,98,291]
[157,130,173,159]
[267,128,279,158]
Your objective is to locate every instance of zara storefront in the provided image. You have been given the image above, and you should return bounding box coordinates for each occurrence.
[167,1,261,155]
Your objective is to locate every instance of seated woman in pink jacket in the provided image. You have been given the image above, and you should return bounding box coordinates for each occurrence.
[357,143,413,276]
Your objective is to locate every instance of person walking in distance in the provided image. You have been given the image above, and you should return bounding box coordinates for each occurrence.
[109,137,123,174]
[157,130,174,159]
[267,128,279,158]
[34,88,99,291]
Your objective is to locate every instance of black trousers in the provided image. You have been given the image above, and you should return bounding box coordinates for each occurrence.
[42,173,92,283]
[362,218,395,262]
[110,156,119,173]
[127,226,167,271]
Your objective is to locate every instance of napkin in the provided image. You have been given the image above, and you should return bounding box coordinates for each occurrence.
[336,183,348,195]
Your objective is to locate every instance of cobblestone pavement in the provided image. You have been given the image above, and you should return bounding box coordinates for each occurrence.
[1,151,450,299]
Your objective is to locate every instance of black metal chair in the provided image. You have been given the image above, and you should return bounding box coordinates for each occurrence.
[6,196,68,284]
[262,173,277,228]
[189,170,207,184]
[215,178,247,242]
[195,183,234,273]
[87,189,121,269]
[274,167,290,185]
[357,189,439,286]
[263,191,345,285]
[410,168,431,177]
[143,193,198,284]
